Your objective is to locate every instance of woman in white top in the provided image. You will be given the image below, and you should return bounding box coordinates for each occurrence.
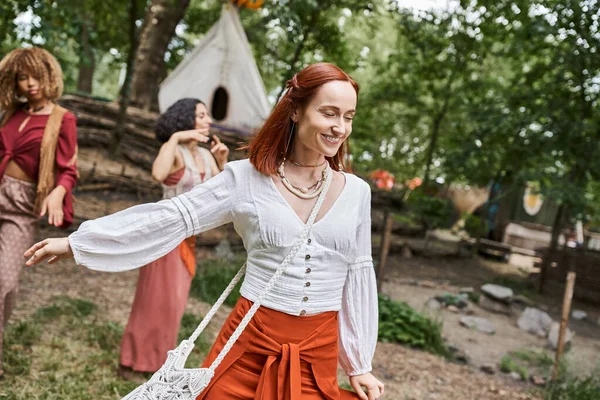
[25,63,385,400]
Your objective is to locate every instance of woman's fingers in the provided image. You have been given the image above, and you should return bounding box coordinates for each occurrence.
[24,240,47,258]
[367,385,381,400]
[49,208,64,227]
[351,380,368,400]
[26,244,53,266]
[40,198,48,217]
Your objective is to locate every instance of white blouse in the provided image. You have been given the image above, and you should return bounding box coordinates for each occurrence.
[68,159,378,376]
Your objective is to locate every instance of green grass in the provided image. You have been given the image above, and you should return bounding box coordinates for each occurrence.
[1,296,211,399]
[510,349,554,369]
[190,256,246,307]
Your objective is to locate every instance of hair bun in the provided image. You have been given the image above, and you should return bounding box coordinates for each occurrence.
[286,74,299,90]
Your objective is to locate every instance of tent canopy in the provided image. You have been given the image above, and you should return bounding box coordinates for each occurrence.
[159,4,270,134]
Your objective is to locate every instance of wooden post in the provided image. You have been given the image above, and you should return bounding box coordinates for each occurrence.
[376,210,394,292]
[552,271,576,381]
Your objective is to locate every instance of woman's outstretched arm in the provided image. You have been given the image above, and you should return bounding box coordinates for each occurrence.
[25,163,237,271]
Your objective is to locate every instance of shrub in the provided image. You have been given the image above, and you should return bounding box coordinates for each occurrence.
[378,294,449,358]
[544,376,600,400]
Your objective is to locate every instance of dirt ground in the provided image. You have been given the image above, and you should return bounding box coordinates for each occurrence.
[8,148,598,398]
[380,251,600,380]
[10,226,553,399]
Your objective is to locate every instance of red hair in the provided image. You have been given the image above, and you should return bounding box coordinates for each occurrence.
[246,63,359,175]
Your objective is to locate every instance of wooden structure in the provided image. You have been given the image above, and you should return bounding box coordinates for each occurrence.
[536,247,600,304]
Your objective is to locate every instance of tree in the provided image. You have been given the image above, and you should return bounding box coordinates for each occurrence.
[240,0,379,98]
[110,0,143,156]
[129,0,192,111]
[25,0,139,94]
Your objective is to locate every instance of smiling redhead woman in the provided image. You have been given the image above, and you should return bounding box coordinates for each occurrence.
[25,63,384,400]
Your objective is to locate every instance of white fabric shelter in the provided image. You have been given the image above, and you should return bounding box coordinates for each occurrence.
[158,4,270,133]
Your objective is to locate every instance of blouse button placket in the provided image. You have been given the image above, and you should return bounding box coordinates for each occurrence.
[301,243,312,315]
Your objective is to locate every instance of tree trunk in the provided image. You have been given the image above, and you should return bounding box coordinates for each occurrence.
[538,203,566,294]
[423,112,443,186]
[76,20,95,94]
[129,0,191,111]
[110,0,141,157]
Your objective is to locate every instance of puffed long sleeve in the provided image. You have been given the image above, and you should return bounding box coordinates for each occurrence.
[338,186,378,376]
[68,164,236,272]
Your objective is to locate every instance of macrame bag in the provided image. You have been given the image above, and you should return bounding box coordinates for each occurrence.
[121,168,332,400]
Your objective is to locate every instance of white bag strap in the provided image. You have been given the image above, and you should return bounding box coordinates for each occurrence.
[186,166,333,373]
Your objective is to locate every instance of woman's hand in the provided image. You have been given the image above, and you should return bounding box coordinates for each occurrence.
[349,373,385,400]
[210,135,229,170]
[171,129,210,144]
[24,237,73,266]
[40,185,66,227]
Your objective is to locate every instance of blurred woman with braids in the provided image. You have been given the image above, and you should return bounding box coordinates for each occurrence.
[0,47,78,377]
[118,98,229,380]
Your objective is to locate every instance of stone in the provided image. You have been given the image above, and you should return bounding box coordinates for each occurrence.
[530,375,546,387]
[481,284,514,303]
[481,363,496,375]
[548,322,574,350]
[449,346,470,365]
[512,294,535,308]
[509,372,521,380]
[571,310,588,320]
[478,295,512,315]
[460,316,496,335]
[420,280,436,288]
[447,305,460,313]
[426,298,442,310]
[518,307,554,337]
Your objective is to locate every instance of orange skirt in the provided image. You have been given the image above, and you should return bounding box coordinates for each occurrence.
[197,297,360,400]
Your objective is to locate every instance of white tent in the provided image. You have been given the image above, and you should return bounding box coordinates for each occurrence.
[158,4,270,133]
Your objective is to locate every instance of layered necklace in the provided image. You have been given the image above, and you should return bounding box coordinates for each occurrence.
[277,158,330,199]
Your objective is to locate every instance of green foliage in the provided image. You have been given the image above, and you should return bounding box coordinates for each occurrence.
[544,376,600,400]
[190,256,246,307]
[378,294,449,358]
[500,354,528,380]
[510,349,554,370]
[463,214,488,239]
[467,292,480,304]
[406,188,454,232]
[435,293,465,308]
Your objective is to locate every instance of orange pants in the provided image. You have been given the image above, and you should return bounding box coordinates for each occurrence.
[198,297,360,400]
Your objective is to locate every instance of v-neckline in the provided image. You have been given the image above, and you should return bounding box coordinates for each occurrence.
[268,171,348,227]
